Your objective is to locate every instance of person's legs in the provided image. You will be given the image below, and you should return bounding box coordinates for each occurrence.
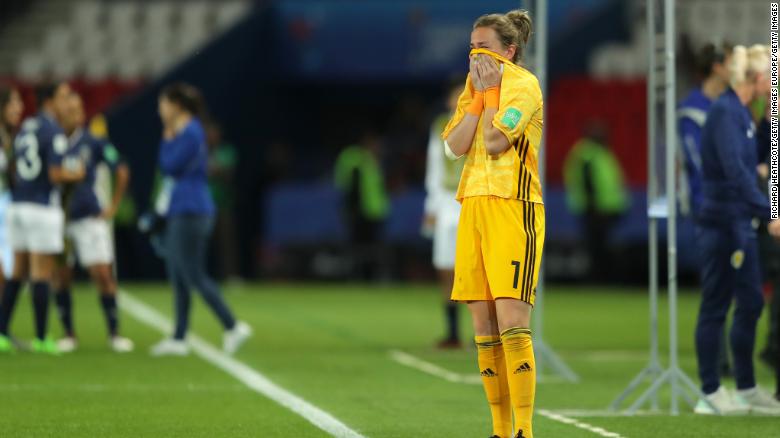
[453,198,511,437]
[53,262,74,338]
[88,264,119,337]
[469,300,512,438]
[437,269,459,346]
[172,216,236,331]
[0,251,28,337]
[165,220,193,341]
[695,225,737,394]
[495,298,534,438]
[731,236,764,391]
[434,205,460,347]
[28,253,54,341]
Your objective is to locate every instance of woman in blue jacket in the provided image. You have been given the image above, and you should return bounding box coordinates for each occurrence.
[150,83,251,356]
[694,45,780,414]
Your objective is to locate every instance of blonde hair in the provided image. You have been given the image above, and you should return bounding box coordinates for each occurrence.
[728,44,770,86]
[473,9,532,64]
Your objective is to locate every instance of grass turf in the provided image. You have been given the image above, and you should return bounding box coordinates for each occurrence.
[0,283,777,437]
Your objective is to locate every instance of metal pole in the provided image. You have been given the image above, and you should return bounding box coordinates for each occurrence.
[532,0,547,353]
[664,0,679,415]
[526,0,578,383]
[646,0,660,411]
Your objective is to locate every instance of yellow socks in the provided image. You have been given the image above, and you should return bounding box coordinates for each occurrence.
[501,327,535,438]
[475,335,512,438]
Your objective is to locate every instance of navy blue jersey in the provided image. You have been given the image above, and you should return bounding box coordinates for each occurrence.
[678,88,713,215]
[699,88,770,224]
[66,129,121,220]
[12,112,67,205]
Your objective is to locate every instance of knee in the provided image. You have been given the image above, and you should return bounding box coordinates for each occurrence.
[471,314,499,337]
[735,296,764,321]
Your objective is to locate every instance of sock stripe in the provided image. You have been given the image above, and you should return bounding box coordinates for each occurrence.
[500,327,531,338]
[476,339,503,348]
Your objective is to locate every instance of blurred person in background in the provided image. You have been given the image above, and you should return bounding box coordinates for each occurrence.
[679,42,734,378]
[0,85,24,289]
[334,132,390,281]
[679,42,732,217]
[206,121,240,281]
[756,150,780,402]
[150,83,251,357]
[52,91,133,353]
[563,120,629,282]
[423,79,465,349]
[443,9,541,438]
[0,82,85,354]
[693,45,780,415]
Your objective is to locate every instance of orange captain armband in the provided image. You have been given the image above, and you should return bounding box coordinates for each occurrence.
[484,86,500,109]
[465,91,484,116]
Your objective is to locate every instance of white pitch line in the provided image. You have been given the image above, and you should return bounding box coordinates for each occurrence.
[537,410,626,438]
[389,349,565,384]
[389,349,482,384]
[119,291,366,438]
[389,350,624,437]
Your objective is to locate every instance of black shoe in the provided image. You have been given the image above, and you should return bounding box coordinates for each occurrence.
[515,431,528,438]
[436,338,462,350]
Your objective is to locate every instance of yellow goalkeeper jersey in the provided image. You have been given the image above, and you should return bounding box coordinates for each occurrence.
[442,48,544,204]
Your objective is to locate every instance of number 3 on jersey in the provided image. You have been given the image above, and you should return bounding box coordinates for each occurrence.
[15,132,42,181]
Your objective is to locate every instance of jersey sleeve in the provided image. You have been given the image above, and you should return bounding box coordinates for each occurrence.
[491,79,541,147]
[46,129,68,167]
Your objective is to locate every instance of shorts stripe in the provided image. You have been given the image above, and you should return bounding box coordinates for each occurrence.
[520,202,532,302]
[526,203,537,303]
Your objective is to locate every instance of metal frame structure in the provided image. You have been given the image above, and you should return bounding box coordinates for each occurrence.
[610,0,707,415]
[525,0,579,383]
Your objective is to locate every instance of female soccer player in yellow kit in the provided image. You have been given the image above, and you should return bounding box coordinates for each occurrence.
[442,10,543,438]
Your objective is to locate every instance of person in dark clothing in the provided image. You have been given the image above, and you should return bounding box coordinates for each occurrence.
[149,83,251,357]
[563,121,629,282]
[334,132,390,280]
[692,45,780,414]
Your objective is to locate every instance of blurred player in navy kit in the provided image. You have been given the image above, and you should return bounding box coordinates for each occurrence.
[693,45,780,415]
[678,43,734,377]
[0,86,25,289]
[53,91,133,353]
[0,82,85,354]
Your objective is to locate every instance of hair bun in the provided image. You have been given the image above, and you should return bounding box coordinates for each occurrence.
[505,9,532,46]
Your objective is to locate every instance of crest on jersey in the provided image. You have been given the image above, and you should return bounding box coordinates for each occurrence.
[53,134,68,154]
[501,108,522,129]
[731,249,745,269]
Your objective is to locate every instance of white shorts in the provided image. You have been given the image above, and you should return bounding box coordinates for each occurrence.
[8,202,64,254]
[67,217,114,268]
[432,198,461,270]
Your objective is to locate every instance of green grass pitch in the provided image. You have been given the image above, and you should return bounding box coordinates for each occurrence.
[0,283,777,437]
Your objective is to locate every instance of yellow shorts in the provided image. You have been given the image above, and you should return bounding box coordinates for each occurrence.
[451,196,545,304]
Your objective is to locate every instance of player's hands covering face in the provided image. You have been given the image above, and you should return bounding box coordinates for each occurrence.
[476,54,502,89]
[469,55,485,92]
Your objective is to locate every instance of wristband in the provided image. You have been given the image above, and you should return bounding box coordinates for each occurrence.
[465,91,484,116]
[484,86,500,109]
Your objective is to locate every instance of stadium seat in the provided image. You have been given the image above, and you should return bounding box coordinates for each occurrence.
[72,1,103,30]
